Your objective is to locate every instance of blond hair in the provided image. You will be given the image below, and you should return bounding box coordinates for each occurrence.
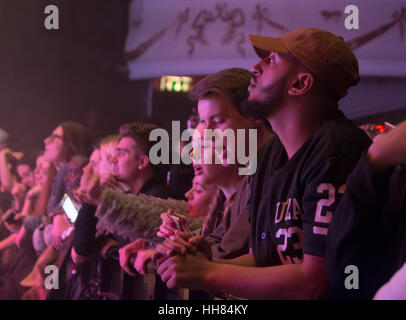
[99,134,120,175]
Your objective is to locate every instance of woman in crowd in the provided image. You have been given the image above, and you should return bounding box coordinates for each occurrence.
[0,147,25,214]
[120,173,219,277]
[18,154,48,217]
[72,135,121,265]
[0,121,92,299]
[21,155,89,300]
[0,153,50,254]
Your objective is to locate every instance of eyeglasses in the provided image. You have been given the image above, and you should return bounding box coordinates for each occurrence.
[47,134,63,142]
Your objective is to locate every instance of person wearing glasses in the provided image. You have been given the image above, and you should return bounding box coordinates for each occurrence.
[0,122,92,299]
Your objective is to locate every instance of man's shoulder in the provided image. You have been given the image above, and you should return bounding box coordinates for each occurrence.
[310,116,371,159]
[145,183,171,199]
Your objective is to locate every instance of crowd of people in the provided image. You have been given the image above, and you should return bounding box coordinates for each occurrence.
[0,27,405,300]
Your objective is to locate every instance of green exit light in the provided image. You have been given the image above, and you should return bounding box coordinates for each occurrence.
[160,76,192,93]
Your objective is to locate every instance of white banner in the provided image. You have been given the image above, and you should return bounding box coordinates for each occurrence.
[125,0,406,79]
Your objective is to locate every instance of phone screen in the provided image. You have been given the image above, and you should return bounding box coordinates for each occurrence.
[61,195,79,223]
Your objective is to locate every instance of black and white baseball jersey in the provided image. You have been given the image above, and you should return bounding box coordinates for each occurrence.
[249,110,371,267]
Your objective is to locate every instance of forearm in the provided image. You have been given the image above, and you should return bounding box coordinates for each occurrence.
[53,214,66,228]
[13,190,26,212]
[22,185,41,215]
[0,155,13,192]
[21,198,34,215]
[204,262,327,299]
[0,233,17,252]
[213,253,255,267]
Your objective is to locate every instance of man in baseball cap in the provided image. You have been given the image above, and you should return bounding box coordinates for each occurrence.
[155,28,370,300]
[248,27,359,100]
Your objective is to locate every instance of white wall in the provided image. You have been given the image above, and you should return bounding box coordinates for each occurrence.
[125,0,406,118]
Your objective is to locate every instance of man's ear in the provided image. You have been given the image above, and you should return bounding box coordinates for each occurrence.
[138,154,150,170]
[288,73,314,96]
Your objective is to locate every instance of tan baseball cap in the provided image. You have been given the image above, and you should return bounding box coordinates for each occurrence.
[249,28,359,99]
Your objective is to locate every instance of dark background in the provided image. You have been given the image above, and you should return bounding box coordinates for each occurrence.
[0,0,194,166]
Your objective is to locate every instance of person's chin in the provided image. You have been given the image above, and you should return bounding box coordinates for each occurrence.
[112,173,123,182]
[115,176,124,183]
[247,94,261,103]
[43,153,52,162]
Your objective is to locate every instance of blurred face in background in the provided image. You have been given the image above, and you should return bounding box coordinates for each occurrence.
[99,148,115,184]
[17,164,34,187]
[82,149,100,176]
[44,126,64,164]
[79,149,100,191]
[34,155,49,186]
[65,156,88,193]
[35,154,45,169]
[111,137,145,184]
[185,175,217,218]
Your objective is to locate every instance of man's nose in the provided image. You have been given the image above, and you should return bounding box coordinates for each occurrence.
[251,60,262,75]
[111,154,118,164]
[44,136,50,145]
[185,188,193,200]
[82,163,91,174]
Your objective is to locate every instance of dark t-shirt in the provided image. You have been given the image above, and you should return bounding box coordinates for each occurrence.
[249,111,371,267]
[73,203,98,256]
[327,153,406,299]
[208,177,251,260]
[138,175,171,201]
[168,163,194,200]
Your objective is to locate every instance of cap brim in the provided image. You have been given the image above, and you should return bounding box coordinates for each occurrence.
[248,34,289,58]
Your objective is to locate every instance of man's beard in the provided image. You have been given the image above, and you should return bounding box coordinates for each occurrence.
[242,76,288,119]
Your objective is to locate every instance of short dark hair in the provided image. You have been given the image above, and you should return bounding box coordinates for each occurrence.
[119,122,159,155]
[189,68,252,115]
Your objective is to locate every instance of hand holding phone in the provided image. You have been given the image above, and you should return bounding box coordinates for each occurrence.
[60,194,81,223]
[2,209,23,227]
[157,210,190,238]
